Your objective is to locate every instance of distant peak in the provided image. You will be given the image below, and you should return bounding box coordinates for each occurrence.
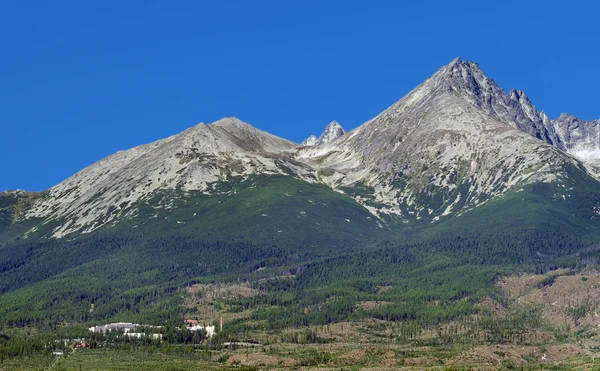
[557,113,578,121]
[301,134,318,146]
[441,57,481,73]
[317,120,346,145]
[325,120,343,130]
[301,121,346,147]
[420,57,504,104]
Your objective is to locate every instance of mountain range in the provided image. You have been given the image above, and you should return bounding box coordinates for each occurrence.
[2,57,599,240]
[2,57,600,328]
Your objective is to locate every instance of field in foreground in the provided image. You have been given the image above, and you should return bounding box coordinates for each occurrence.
[5,335,600,370]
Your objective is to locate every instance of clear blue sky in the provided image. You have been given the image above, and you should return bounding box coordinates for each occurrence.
[1,1,599,191]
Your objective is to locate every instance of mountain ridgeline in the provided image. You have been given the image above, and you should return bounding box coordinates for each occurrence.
[2,58,600,328]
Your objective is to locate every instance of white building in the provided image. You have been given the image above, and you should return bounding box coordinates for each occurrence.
[88,322,138,333]
[189,325,215,337]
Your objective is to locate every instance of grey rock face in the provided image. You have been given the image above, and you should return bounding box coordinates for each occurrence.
[435,58,564,148]
[553,113,600,166]
[437,59,600,167]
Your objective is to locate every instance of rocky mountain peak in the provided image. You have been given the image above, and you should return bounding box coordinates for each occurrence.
[409,58,566,149]
[301,121,346,146]
[301,135,318,146]
[318,121,345,145]
[556,113,579,123]
[440,58,501,100]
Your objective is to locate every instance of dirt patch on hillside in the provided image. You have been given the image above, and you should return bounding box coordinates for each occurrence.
[338,347,405,367]
[543,343,591,362]
[497,269,600,329]
[182,282,258,325]
[477,297,507,316]
[339,348,367,361]
[185,282,258,303]
[320,321,364,342]
[401,356,439,366]
[447,345,541,367]
[227,352,297,367]
[496,269,570,300]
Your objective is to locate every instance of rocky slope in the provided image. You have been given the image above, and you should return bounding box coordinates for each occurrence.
[22,119,317,237]
[553,114,600,167]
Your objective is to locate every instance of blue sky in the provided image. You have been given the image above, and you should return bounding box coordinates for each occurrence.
[1,1,599,191]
